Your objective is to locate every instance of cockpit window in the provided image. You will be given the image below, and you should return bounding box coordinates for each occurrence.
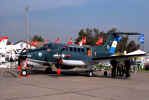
[87,48,90,51]
[62,48,65,51]
[40,46,46,50]
[66,48,68,51]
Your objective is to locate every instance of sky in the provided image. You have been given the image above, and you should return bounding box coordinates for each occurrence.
[0,0,148,51]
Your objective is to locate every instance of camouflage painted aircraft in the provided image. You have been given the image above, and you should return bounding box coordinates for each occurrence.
[19,32,145,77]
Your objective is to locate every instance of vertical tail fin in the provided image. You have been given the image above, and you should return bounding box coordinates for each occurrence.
[94,33,123,56]
[103,33,122,54]
[109,39,118,54]
[103,33,114,47]
[109,35,122,54]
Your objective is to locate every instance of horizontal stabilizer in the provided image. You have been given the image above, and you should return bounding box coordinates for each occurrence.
[111,32,141,35]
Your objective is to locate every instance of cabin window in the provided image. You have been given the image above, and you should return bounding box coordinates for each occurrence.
[70,47,73,52]
[74,48,77,52]
[78,48,81,52]
[81,48,84,52]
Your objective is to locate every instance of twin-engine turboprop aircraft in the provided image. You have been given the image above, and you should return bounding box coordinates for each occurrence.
[18,32,145,77]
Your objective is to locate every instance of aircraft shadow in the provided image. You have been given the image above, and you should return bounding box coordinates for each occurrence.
[30,70,88,77]
[30,70,128,79]
[94,74,128,80]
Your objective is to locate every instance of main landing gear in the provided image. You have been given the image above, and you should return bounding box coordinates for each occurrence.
[45,67,53,74]
[21,69,30,76]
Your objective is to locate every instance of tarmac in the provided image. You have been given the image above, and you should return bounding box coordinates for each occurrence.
[0,69,149,100]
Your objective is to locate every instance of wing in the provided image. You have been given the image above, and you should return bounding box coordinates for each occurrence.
[92,53,146,63]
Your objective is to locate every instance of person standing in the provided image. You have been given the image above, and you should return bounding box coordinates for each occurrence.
[110,60,118,78]
[124,60,131,78]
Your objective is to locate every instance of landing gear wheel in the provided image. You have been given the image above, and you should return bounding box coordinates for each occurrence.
[45,67,52,74]
[88,71,94,77]
[21,70,28,76]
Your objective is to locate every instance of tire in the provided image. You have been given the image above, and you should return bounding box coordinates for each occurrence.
[88,71,93,77]
[21,70,28,76]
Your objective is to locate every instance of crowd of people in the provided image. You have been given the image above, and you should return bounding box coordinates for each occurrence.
[109,60,131,78]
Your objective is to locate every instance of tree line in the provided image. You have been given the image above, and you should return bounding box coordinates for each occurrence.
[75,28,140,53]
[31,28,140,53]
